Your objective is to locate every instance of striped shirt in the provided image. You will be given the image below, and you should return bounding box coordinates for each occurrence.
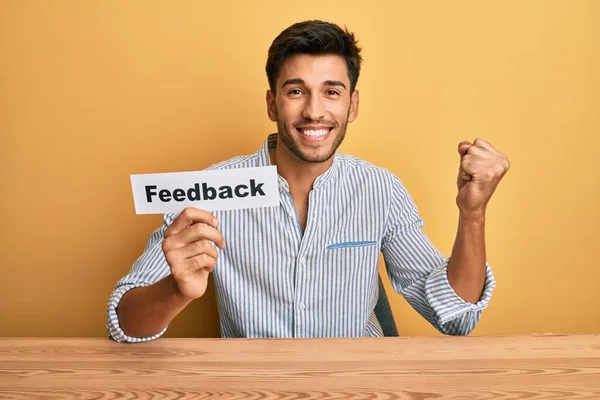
[107,134,496,342]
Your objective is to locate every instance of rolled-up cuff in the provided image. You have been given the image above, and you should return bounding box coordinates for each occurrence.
[106,284,167,343]
[425,261,496,325]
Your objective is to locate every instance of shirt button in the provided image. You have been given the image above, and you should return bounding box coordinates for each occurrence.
[299,257,306,265]
[279,181,286,189]
[299,302,306,310]
[288,210,295,218]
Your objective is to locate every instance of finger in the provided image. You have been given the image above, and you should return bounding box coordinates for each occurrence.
[457,170,472,187]
[458,141,472,158]
[187,254,217,273]
[460,154,484,175]
[163,223,225,252]
[165,207,219,238]
[203,264,215,274]
[167,239,219,260]
[466,144,490,158]
[176,223,225,250]
[473,138,504,157]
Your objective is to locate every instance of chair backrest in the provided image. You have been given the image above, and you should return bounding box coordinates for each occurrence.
[374,274,399,337]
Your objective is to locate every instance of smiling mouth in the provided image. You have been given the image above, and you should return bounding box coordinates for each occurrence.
[295,126,333,139]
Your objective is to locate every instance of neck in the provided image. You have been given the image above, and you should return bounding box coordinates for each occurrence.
[270,137,333,195]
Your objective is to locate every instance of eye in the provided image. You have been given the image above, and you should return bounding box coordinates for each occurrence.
[288,89,303,96]
[326,90,340,96]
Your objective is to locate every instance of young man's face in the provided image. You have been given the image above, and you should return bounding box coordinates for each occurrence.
[267,54,359,164]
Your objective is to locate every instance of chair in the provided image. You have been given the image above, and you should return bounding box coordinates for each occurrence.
[374,274,399,337]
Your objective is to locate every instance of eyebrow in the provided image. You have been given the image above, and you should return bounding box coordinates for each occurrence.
[281,78,304,88]
[281,79,347,90]
[324,80,347,90]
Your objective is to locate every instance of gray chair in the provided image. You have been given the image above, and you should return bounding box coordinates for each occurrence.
[374,274,398,337]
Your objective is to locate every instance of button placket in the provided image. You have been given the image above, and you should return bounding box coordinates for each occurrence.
[297,190,320,259]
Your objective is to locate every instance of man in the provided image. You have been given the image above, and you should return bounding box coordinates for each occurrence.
[107,20,509,342]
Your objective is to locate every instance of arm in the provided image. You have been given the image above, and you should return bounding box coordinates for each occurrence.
[107,208,225,342]
[380,175,495,336]
[446,212,486,304]
[448,138,510,303]
[116,275,192,338]
[381,138,509,335]
[107,219,174,343]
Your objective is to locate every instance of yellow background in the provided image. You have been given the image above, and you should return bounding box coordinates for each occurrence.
[1,0,598,338]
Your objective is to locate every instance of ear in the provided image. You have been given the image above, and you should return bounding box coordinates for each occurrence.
[266,90,277,122]
[348,89,359,123]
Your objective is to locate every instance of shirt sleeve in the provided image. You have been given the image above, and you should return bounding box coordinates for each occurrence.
[106,213,176,343]
[380,175,496,336]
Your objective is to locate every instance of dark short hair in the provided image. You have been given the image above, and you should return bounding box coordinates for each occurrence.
[266,20,363,93]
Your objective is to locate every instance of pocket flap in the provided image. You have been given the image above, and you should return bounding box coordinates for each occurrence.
[326,240,377,250]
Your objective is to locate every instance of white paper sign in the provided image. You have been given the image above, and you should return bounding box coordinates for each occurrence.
[130,166,280,214]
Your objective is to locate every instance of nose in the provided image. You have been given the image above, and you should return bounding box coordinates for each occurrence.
[301,93,325,122]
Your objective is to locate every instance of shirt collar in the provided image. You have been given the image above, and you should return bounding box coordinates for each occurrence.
[257,133,339,192]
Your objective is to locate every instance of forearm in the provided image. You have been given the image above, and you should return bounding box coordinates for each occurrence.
[447,210,487,304]
[116,274,192,338]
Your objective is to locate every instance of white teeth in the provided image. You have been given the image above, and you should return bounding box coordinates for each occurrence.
[300,129,329,137]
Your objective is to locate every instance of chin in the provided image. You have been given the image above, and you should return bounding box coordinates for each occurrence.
[297,148,335,163]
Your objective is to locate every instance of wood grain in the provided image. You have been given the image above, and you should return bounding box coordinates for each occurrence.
[0,335,599,399]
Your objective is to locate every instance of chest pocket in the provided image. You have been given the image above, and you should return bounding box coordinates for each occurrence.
[325,239,380,273]
[322,239,380,299]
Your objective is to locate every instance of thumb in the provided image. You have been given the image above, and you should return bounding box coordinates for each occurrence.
[458,141,472,159]
[457,168,472,188]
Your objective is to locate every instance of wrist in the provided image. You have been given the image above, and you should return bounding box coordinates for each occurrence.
[459,208,486,224]
[166,275,196,304]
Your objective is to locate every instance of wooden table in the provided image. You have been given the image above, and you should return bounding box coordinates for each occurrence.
[0,335,599,399]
